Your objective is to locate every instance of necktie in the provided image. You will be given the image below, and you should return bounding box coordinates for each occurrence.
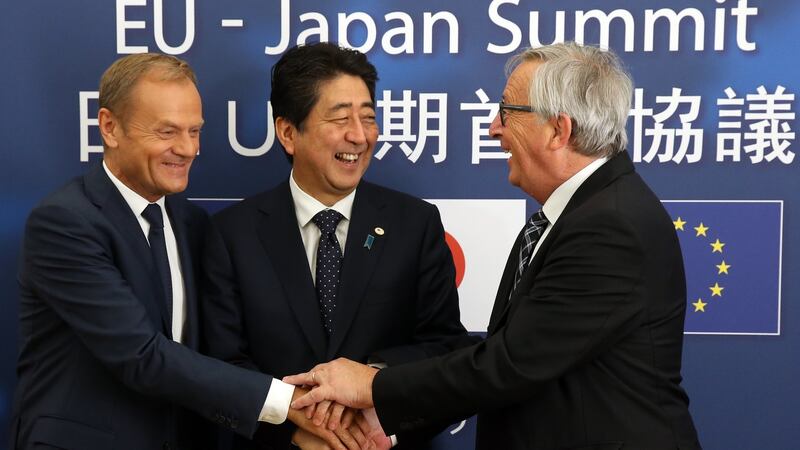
[312,209,345,336]
[142,203,173,323]
[514,209,549,290]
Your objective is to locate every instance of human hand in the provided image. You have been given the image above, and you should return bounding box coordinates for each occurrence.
[283,358,378,411]
[295,405,391,450]
[288,387,366,450]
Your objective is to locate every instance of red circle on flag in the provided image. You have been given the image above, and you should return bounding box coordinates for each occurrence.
[445,231,466,288]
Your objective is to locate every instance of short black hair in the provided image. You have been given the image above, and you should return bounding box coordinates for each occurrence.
[270,42,379,132]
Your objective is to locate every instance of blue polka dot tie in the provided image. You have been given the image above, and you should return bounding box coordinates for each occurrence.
[312,209,345,336]
[514,209,549,290]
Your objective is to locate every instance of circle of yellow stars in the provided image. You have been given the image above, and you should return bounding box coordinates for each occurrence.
[672,216,731,313]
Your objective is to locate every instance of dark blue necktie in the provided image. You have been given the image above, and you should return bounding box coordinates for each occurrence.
[514,209,549,290]
[312,209,344,336]
[142,203,173,323]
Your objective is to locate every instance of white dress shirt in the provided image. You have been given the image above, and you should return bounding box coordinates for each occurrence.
[289,171,356,280]
[103,161,186,343]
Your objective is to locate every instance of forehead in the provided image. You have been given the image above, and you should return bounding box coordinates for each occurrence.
[126,76,201,116]
[314,74,372,108]
[504,59,542,102]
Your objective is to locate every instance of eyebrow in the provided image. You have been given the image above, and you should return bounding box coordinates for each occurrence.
[155,119,205,128]
[327,101,375,113]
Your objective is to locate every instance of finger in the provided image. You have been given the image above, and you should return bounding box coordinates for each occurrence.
[347,423,367,449]
[354,412,373,437]
[320,430,347,450]
[304,403,317,420]
[283,372,314,386]
[328,403,346,430]
[313,400,332,426]
[333,426,360,450]
[292,387,327,409]
[340,408,355,429]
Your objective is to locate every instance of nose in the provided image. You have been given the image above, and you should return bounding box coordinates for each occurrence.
[173,131,198,157]
[345,118,368,146]
[488,112,503,139]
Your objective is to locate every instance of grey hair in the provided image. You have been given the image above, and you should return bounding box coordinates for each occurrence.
[506,42,633,157]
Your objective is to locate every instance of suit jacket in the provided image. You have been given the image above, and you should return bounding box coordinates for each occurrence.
[11,164,271,450]
[202,179,476,449]
[371,153,701,450]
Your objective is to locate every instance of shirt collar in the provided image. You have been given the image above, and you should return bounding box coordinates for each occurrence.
[541,156,608,225]
[289,170,356,227]
[102,160,165,215]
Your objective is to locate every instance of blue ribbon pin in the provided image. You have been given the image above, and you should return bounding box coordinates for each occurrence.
[363,234,375,250]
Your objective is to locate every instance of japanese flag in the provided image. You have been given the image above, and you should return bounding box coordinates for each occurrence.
[427,199,526,332]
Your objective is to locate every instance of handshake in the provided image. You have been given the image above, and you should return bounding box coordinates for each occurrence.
[284,358,387,450]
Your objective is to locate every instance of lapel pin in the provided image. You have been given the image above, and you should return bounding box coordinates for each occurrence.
[374,227,385,236]
[364,234,375,250]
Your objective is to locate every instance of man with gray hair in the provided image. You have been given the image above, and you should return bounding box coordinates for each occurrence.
[284,42,702,450]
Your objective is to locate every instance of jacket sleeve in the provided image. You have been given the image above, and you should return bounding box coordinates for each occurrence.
[372,209,646,434]
[22,203,271,438]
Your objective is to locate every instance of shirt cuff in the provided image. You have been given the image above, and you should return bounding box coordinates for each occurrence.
[259,378,295,424]
[390,434,398,447]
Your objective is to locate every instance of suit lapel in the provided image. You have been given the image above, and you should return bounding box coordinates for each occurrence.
[166,197,198,348]
[487,152,636,332]
[326,183,388,359]
[256,183,327,361]
[84,163,172,336]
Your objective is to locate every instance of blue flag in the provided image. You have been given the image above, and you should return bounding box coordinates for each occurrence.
[663,201,782,335]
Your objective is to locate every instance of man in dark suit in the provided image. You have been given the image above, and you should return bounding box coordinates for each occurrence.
[201,43,474,449]
[11,53,358,450]
[285,42,703,450]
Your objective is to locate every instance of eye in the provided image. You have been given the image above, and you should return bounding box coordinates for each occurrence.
[189,128,202,137]
[158,129,176,138]
[361,115,377,124]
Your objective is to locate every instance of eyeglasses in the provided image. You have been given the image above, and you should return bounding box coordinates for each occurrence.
[498,100,534,126]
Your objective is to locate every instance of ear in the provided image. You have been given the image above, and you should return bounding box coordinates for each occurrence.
[275,117,298,157]
[549,113,573,149]
[98,107,120,149]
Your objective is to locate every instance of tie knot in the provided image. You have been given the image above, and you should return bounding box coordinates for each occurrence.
[523,209,548,239]
[527,209,548,229]
[312,209,344,235]
[142,203,164,229]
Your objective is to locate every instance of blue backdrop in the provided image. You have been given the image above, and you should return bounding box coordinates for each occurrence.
[2,1,798,448]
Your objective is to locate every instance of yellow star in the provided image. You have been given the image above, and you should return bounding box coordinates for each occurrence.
[710,239,725,253]
[673,217,686,231]
[692,298,707,312]
[717,260,731,275]
[694,223,709,237]
[709,283,724,297]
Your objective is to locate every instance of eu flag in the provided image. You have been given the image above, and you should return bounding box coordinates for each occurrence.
[662,201,782,335]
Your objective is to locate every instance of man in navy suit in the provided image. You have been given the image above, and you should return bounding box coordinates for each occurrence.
[11,53,361,450]
[201,43,475,449]
[285,43,702,450]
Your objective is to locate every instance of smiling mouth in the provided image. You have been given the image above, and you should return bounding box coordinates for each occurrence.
[335,152,360,162]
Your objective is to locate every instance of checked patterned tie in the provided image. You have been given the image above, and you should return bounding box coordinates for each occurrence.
[312,209,345,336]
[514,209,549,290]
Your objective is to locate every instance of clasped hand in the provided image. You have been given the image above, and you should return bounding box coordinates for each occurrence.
[285,359,387,450]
